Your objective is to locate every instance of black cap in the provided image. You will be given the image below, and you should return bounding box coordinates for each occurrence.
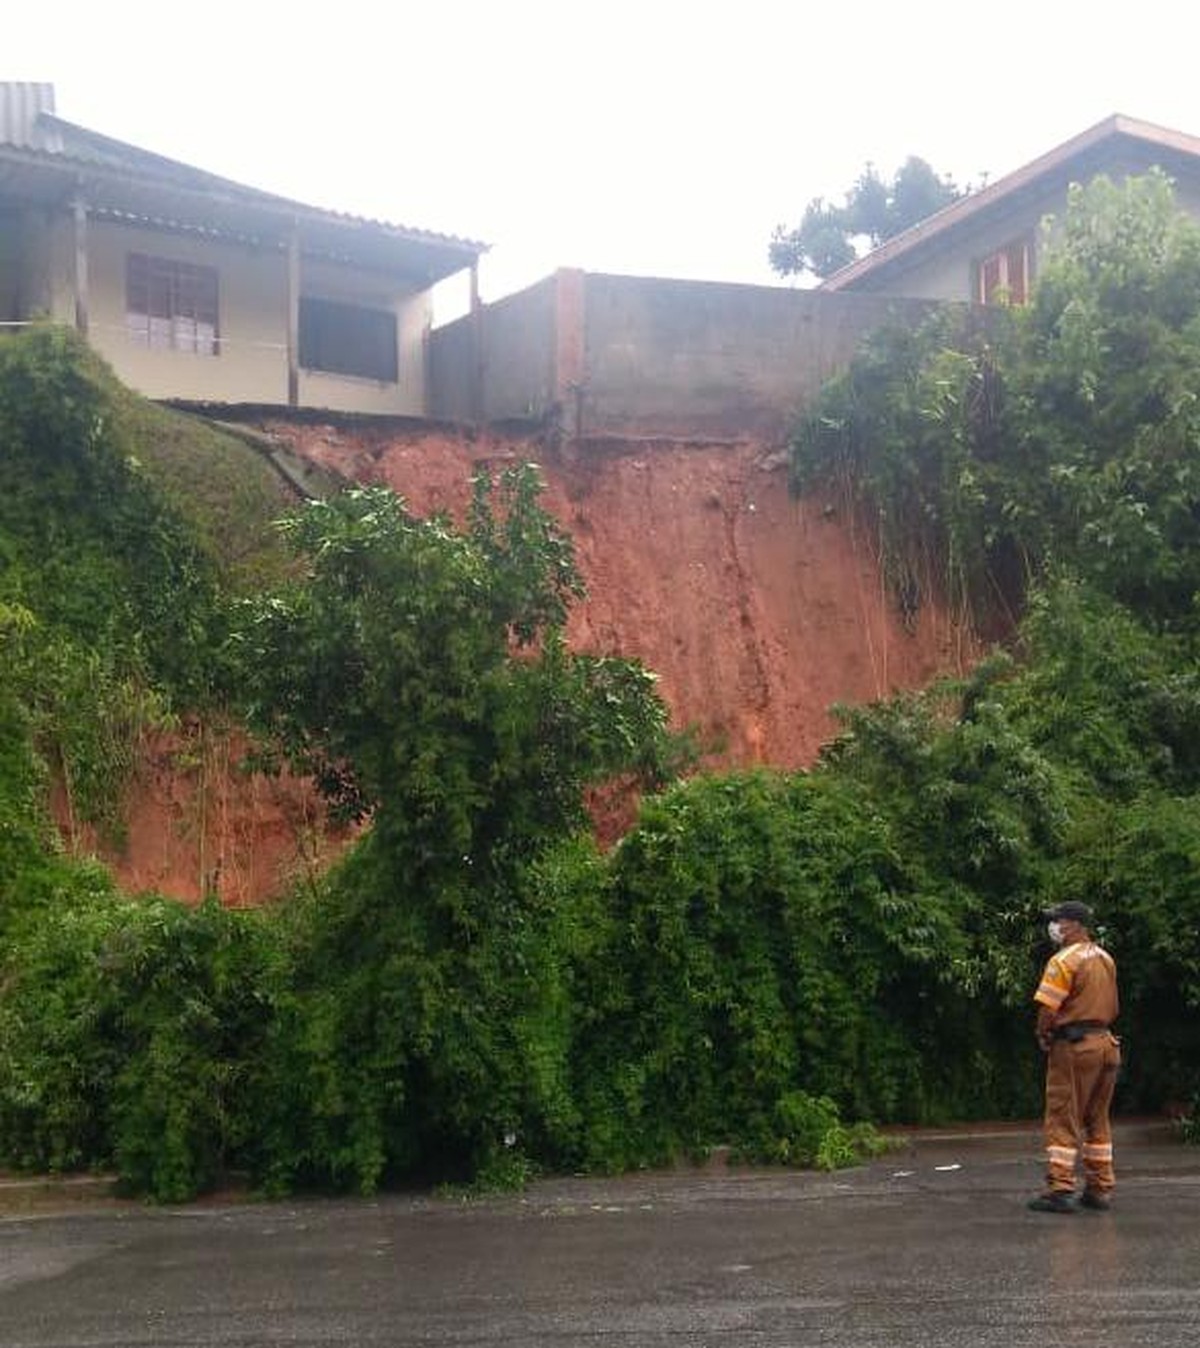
[1044,900,1094,926]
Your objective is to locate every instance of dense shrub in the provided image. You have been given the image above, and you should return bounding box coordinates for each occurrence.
[788,172,1200,1131]
[247,833,595,1194]
[0,883,284,1199]
[792,173,1200,640]
[572,768,1043,1171]
[1050,793,1200,1109]
[0,326,220,697]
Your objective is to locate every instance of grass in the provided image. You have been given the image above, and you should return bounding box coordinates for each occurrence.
[105,385,300,593]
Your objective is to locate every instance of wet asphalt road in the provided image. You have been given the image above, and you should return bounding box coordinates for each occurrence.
[1,1124,1198,1347]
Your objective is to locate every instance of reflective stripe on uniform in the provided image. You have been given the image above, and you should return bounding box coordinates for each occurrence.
[1082,1143,1113,1161]
[1047,1145,1078,1164]
[1036,981,1068,1009]
[1034,950,1076,1009]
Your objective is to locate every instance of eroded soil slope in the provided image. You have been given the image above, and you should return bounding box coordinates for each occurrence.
[272,419,973,766]
[99,419,975,903]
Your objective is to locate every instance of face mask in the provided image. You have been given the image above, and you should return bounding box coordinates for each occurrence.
[1047,920,1066,946]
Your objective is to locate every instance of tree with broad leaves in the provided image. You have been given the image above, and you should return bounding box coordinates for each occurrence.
[230,464,679,893]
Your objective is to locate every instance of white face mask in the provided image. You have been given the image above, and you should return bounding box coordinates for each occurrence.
[1047,920,1066,946]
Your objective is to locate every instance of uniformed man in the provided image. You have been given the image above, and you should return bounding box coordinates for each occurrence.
[1028,900,1121,1213]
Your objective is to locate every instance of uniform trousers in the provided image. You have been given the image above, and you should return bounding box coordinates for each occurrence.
[1043,1033,1121,1194]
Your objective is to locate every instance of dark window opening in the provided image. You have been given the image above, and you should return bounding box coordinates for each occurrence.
[126,253,219,353]
[299,297,398,382]
[976,237,1032,306]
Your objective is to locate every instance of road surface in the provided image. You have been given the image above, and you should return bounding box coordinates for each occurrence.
[2,1122,1197,1346]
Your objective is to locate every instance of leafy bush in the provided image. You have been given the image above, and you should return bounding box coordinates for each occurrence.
[0,880,286,1199]
[572,770,1005,1172]
[0,327,237,843]
[1049,793,1200,1110]
[0,326,220,695]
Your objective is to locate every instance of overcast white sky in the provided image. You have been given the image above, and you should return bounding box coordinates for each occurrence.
[10,0,1200,316]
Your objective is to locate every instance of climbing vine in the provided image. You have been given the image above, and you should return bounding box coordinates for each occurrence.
[0,326,226,835]
[791,170,1200,638]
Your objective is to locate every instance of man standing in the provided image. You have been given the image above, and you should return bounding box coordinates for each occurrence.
[1028,900,1121,1213]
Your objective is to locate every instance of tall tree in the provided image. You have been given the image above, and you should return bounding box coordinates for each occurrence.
[771,157,964,281]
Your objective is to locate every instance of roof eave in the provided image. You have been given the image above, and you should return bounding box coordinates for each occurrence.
[820,113,1200,293]
[2,124,487,283]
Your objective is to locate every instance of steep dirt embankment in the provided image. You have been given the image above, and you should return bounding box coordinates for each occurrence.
[271,419,974,766]
[98,419,975,904]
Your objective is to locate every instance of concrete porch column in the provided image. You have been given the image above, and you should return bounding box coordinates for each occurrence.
[286,222,300,407]
[71,190,89,336]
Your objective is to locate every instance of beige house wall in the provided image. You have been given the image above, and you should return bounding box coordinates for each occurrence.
[29,211,430,412]
[85,219,288,402]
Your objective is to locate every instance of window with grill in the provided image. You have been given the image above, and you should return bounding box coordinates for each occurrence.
[126,253,219,354]
[299,297,398,382]
[976,237,1032,305]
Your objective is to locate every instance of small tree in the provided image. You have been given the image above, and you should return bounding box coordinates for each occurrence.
[230,465,678,1190]
[771,158,964,281]
[233,466,671,889]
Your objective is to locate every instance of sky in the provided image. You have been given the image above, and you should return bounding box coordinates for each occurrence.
[10,0,1200,319]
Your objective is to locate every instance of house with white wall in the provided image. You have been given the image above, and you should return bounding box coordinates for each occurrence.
[9,88,1200,433]
[0,83,485,415]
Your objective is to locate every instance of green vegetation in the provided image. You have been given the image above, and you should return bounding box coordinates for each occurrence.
[229,469,682,1194]
[0,326,291,843]
[792,171,1200,637]
[3,171,1200,1201]
[789,170,1200,1123]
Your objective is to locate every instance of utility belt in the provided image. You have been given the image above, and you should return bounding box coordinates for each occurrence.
[1052,1020,1110,1043]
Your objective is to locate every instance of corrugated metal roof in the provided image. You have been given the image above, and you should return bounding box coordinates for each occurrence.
[34,113,487,255]
[0,83,56,149]
[0,86,486,281]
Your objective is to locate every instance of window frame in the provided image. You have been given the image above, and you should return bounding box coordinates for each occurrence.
[298,295,400,384]
[975,236,1032,306]
[126,252,220,355]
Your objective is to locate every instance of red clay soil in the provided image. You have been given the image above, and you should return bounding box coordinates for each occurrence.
[58,726,355,907]
[88,419,978,905]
